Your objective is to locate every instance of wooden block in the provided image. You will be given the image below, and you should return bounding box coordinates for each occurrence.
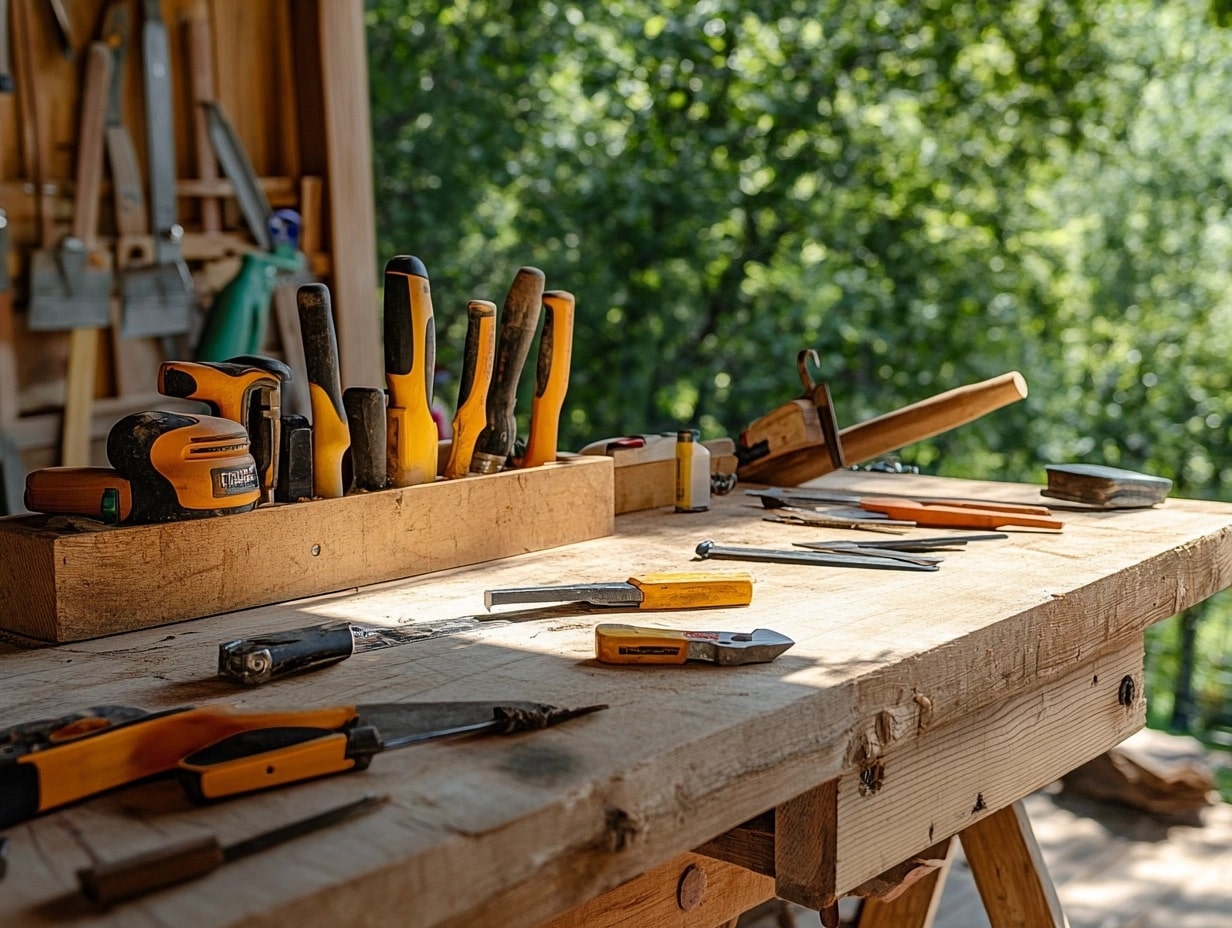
[830,637,1145,895]
[535,851,774,928]
[0,455,613,641]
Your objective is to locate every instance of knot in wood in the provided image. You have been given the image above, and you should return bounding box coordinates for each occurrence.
[1118,675,1136,706]
[676,864,707,911]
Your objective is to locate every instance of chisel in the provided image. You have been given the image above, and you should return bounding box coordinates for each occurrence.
[470,267,545,474]
[384,256,438,487]
[521,290,575,468]
[297,284,350,498]
[485,571,754,611]
[78,794,388,905]
[443,300,496,478]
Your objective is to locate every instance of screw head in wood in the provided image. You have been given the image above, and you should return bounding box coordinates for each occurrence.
[676,864,707,911]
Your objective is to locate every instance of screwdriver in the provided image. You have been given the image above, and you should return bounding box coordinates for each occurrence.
[297,284,350,499]
[520,290,575,468]
[384,256,438,487]
[470,267,545,474]
[77,794,388,905]
[484,571,754,611]
[443,300,496,478]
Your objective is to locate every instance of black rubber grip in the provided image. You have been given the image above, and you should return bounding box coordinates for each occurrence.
[473,267,545,464]
[275,414,313,502]
[0,761,40,828]
[383,255,429,378]
[342,387,388,491]
[296,284,346,422]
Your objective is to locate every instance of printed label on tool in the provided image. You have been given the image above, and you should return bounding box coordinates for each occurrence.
[619,646,685,656]
[211,463,259,497]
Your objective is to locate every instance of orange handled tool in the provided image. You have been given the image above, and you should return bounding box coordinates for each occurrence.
[0,701,605,828]
[443,300,496,478]
[595,624,794,665]
[521,289,575,468]
[298,284,350,498]
[857,497,1064,530]
[384,255,438,487]
[485,570,754,611]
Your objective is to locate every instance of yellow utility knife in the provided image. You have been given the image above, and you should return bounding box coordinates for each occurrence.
[483,571,753,611]
[595,624,794,665]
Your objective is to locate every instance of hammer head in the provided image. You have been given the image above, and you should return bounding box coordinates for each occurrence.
[702,628,795,665]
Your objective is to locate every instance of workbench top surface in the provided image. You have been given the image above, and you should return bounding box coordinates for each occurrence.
[3,470,1231,928]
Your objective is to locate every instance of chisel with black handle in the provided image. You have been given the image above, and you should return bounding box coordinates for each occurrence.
[297,284,349,498]
[344,386,388,491]
[470,267,545,474]
[443,299,496,478]
[384,256,438,487]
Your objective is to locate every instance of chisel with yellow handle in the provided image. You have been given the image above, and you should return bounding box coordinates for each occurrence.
[443,299,496,478]
[297,283,350,499]
[520,289,575,468]
[484,570,754,611]
[384,255,438,486]
[595,624,794,665]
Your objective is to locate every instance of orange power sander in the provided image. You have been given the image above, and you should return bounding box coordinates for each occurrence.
[24,411,260,524]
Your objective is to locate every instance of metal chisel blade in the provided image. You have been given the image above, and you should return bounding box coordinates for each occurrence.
[484,582,642,610]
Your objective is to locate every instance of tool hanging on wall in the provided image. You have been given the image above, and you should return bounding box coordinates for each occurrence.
[470,267,545,474]
[27,44,113,331]
[120,0,195,338]
[0,700,607,828]
[595,624,794,666]
[23,411,260,524]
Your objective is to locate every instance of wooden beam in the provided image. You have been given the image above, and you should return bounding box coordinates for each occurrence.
[960,801,1068,928]
[316,0,380,388]
[774,779,839,910]
[535,852,774,928]
[855,838,956,928]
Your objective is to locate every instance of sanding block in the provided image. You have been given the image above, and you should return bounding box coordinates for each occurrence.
[1041,463,1171,509]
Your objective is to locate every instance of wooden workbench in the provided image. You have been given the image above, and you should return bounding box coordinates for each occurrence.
[2,469,1230,927]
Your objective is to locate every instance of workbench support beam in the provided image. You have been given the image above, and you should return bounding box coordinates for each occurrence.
[773,778,839,909]
[960,800,1069,928]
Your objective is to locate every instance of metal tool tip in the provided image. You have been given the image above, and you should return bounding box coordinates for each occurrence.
[695,540,714,558]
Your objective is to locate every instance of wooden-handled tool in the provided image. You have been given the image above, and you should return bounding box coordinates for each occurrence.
[297,284,350,498]
[384,256,438,487]
[78,794,388,905]
[737,370,1029,486]
[521,290,575,468]
[470,267,545,474]
[443,300,496,478]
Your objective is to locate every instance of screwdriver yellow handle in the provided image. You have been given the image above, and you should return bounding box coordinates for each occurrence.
[595,624,691,664]
[521,290,575,468]
[628,571,753,609]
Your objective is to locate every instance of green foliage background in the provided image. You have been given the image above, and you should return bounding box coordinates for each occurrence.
[365,0,1232,755]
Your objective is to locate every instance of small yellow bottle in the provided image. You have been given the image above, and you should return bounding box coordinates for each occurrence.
[674,429,710,512]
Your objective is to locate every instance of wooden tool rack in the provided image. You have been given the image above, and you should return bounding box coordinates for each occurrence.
[0,0,379,472]
[3,469,1230,927]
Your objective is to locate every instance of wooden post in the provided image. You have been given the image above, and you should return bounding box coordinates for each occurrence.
[960,800,1069,928]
